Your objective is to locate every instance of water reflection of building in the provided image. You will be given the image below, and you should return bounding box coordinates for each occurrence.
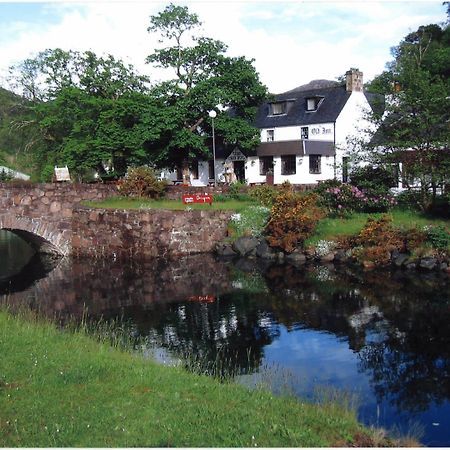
[2,254,450,414]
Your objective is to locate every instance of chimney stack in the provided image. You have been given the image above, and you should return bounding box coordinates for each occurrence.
[346,68,363,92]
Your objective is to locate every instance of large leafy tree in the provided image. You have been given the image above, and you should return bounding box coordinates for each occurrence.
[363,14,450,210]
[9,49,153,180]
[145,3,268,182]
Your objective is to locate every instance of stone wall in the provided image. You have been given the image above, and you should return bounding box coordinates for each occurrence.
[0,183,118,254]
[71,206,233,260]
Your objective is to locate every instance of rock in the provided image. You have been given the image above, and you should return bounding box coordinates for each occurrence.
[255,240,277,259]
[215,242,237,257]
[440,262,448,272]
[286,251,306,264]
[232,236,260,257]
[277,252,285,262]
[419,258,437,271]
[405,262,417,270]
[334,249,349,262]
[320,252,335,263]
[362,260,376,269]
[393,253,409,267]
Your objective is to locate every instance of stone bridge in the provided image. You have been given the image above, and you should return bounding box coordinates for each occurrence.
[0,183,117,256]
[0,183,231,259]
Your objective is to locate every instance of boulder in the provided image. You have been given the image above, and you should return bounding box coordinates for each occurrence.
[419,258,437,271]
[320,253,335,263]
[286,251,306,265]
[255,240,277,259]
[232,236,260,257]
[334,249,349,263]
[215,242,237,257]
[393,253,409,268]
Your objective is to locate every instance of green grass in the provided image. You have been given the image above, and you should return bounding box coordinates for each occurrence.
[0,309,375,447]
[306,209,449,246]
[84,196,255,212]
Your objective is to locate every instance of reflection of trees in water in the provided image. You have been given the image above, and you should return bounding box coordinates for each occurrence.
[3,250,450,410]
[265,263,450,413]
[354,271,450,413]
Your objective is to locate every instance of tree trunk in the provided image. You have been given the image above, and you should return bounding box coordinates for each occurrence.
[181,158,190,185]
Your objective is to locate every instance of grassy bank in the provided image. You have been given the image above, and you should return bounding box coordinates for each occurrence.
[84,196,254,212]
[307,209,449,246]
[0,310,378,447]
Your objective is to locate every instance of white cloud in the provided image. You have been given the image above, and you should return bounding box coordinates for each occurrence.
[0,0,446,93]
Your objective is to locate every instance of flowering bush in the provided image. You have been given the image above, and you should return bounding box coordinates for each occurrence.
[354,215,403,266]
[314,240,336,257]
[266,191,325,252]
[249,184,278,207]
[316,181,396,215]
[229,206,270,238]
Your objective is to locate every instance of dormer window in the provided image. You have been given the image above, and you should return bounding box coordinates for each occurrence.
[306,96,323,112]
[270,102,287,116]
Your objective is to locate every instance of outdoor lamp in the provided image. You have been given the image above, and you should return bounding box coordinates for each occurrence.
[208,110,217,187]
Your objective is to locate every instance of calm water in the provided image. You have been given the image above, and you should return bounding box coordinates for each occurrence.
[1,230,450,446]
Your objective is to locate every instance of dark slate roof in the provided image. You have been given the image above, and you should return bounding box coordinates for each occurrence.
[256,140,335,156]
[255,84,352,128]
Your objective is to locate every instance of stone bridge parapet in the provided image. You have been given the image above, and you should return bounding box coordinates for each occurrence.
[0,183,232,259]
[0,183,118,255]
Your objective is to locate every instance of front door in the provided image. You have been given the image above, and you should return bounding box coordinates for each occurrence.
[233,161,245,182]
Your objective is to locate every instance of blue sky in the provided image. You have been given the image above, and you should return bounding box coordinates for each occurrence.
[0,1,447,93]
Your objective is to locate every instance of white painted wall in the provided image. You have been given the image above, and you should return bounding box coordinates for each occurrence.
[334,91,374,180]
[260,122,334,143]
[245,155,335,185]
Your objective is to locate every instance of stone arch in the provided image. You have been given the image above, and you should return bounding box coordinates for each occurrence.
[0,215,69,256]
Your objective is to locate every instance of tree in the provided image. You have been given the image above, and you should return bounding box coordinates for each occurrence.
[145,3,268,183]
[8,49,153,180]
[363,11,450,211]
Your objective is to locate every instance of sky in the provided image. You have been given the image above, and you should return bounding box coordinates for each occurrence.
[0,0,447,94]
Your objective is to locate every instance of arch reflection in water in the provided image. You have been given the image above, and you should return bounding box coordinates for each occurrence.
[2,253,450,446]
[0,229,36,280]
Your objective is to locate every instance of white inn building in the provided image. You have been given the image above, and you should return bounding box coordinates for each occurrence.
[164,69,382,186]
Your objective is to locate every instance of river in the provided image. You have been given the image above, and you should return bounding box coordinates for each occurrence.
[1,229,450,446]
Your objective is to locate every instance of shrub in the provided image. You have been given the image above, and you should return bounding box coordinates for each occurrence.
[117,166,167,198]
[395,190,422,210]
[316,180,396,215]
[349,166,397,191]
[249,185,278,207]
[266,191,325,253]
[355,215,403,266]
[424,225,450,251]
[228,205,271,238]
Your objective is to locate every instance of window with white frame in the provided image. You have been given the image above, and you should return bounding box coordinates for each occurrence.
[266,129,274,142]
[309,155,321,174]
[281,155,296,175]
[306,97,323,111]
[270,102,286,115]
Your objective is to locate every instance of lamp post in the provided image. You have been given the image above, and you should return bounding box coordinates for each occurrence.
[208,110,217,187]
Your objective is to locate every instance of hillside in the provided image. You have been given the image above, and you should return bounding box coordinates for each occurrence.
[0,87,34,175]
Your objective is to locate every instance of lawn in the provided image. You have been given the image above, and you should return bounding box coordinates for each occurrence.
[0,310,378,447]
[307,209,449,246]
[84,196,255,212]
